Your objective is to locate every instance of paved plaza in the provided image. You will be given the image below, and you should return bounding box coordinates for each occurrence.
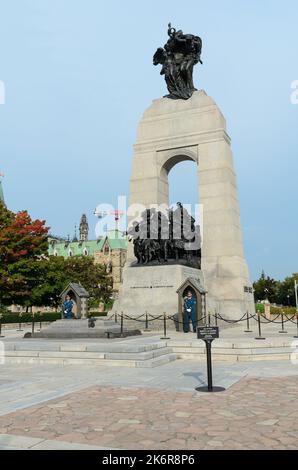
[0,323,298,450]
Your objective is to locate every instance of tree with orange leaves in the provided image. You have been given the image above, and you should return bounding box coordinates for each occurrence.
[0,202,49,307]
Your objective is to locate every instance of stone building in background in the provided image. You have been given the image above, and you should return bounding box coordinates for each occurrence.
[48,214,127,292]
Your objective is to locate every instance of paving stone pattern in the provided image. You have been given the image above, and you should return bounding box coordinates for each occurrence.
[0,376,297,450]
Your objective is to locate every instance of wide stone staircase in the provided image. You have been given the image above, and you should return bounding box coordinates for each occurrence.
[167,335,297,362]
[3,339,177,368]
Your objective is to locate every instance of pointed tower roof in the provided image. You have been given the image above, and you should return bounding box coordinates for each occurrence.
[79,213,89,241]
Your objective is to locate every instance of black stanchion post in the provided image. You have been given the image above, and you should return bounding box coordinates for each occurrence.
[145,311,150,331]
[294,311,298,338]
[160,312,170,340]
[244,311,252,333]
[115,311,118,323]
[37,313,42,331]
[255,312,265,340]
[279,311,287,334]
[32,313,35,335]
[17,312,23,332]
[208,313,211,326]
[120,311,124,337]
[203,293,207,323]
[0,314,4,338]
[206,340,213,391]
[214,312,218,327]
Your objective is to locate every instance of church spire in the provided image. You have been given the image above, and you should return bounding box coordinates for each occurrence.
[79,214,89,241]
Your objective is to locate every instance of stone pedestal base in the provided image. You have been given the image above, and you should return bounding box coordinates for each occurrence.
[112,264,204,319]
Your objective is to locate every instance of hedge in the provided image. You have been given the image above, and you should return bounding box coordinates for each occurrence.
[0,311,108,324]
[255,304,296,315]
[0,312,61,324]
[269,306,296,316]
[89,312,108,317]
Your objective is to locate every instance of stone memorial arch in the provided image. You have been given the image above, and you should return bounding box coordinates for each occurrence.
[113,24,254,320]
[115,91,254,320]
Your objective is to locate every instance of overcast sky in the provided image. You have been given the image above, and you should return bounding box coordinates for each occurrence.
[0,0,297,280]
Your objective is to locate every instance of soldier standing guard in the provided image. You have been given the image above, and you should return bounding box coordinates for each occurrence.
[183,291,197,333]
[63,295,74,319]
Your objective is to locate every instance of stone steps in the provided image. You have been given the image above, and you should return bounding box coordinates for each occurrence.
[168,339,296,362]
[4,334,295,366]
[136,353,177,368]
[3,341,177,368]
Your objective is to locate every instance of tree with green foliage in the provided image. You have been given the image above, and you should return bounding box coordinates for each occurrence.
[63,256,112,305]
[253,271,278,303]
[30,255,113,310]
[275,273,298,307]
[30,256,69,309]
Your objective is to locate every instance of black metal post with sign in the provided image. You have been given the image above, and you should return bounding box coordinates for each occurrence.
[195,326,225,393]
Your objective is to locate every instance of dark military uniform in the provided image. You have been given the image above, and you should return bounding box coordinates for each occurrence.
[63,299,73,319]
[183,296,197,333]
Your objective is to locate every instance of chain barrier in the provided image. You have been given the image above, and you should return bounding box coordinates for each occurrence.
[123,312,147,321]
[284,314,298,325]
[105,310,298,335]
[215,311,252,323]
[167,314,207,326]
[253,313,296,324]
[148,313,166,321]
[119,312,148,323]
